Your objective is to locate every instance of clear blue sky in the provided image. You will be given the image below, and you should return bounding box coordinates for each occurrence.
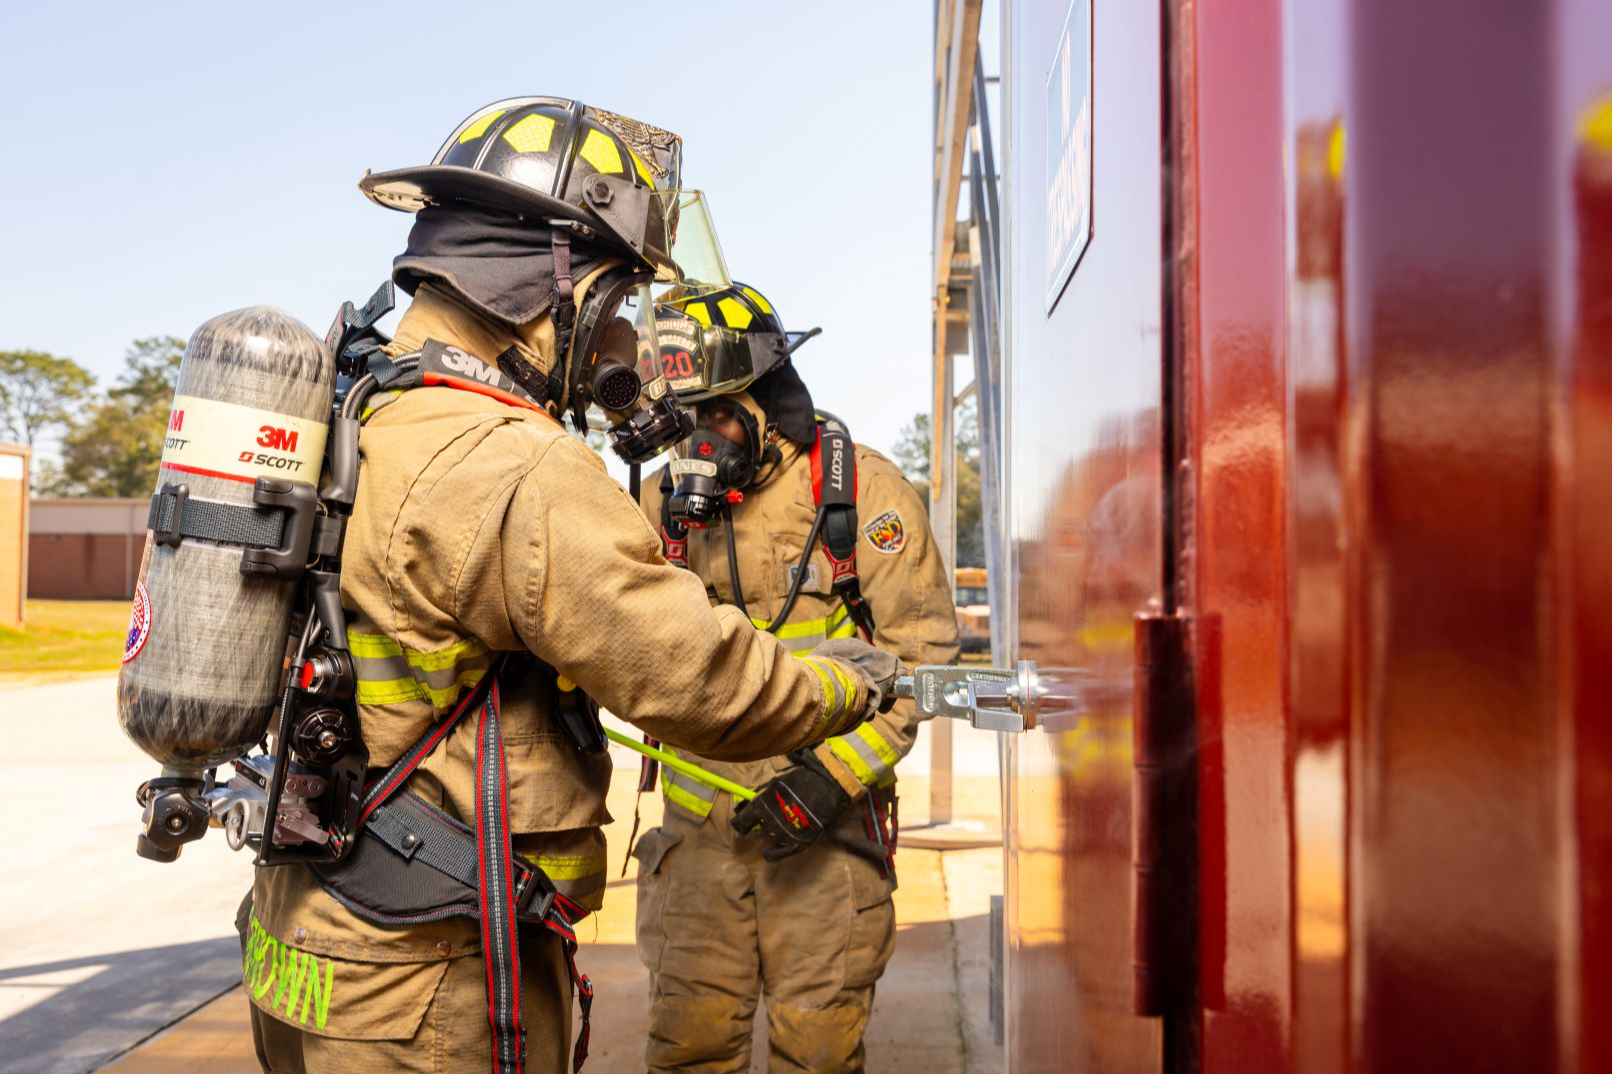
[0,0,937,461]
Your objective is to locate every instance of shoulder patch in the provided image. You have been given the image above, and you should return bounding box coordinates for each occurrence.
[861,509,906,554]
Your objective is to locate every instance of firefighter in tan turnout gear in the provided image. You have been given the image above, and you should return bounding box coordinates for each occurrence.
[635,283,961,1072]
[240,100,901,1074]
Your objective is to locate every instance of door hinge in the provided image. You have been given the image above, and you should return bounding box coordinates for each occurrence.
[1132,609,1197,1018]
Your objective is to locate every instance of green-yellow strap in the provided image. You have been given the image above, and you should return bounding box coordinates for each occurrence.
[602,727,757,801]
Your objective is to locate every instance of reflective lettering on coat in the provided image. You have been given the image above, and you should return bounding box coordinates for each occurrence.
[440,346,502,385]
[242,912,334,1030]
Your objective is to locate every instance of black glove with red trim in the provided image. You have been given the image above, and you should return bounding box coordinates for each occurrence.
[732,749,851,861]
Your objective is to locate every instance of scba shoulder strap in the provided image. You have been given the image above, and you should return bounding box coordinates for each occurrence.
[809,414,875,640]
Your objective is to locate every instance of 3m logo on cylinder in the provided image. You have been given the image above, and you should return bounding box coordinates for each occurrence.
[257,425,299,452]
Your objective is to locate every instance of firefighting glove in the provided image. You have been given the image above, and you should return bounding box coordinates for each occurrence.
[810,637,904,716]
[732,748,851,861]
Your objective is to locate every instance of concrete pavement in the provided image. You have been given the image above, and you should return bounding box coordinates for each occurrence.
[1,679,1004,1073]
[0,676,255,1074]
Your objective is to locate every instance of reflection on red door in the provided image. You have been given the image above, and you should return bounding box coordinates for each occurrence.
[999,0,1612,1068]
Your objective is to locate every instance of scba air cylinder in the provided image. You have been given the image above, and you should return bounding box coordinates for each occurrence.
[118,307,334,776]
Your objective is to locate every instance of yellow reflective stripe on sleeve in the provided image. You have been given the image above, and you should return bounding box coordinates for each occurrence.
[349,634,492,710]
[534,852,608,880]
[825,660,857,712]
[348,633,489,671]
[347,633,405,659]
[801,657,841,725]
[856,723,899,769]
[829,736,879,785]
[406,638,489,672]
[354,669,487,708]
[533,852,608,911]
[799,655,862,736]
[661,767,717,817]
[829,723,899,787]
[354,676,427,705]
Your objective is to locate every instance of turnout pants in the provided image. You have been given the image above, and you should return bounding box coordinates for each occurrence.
[239,897,574,1074]
[633,797,897,1074]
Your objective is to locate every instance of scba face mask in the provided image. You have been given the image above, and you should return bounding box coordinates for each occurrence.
[666,398,772,524]
[667,428,756,522]
[566,273,695,464]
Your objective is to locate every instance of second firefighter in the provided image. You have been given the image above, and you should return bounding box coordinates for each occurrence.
[634,282,962,1073]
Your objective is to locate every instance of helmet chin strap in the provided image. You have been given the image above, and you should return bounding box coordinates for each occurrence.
[549,227,578,418]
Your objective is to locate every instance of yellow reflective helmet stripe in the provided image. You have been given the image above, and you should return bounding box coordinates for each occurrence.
[716,296,754,330]
[458,109,507,143]
[503,113,556,154]
[578,128,624,175]
[629,148,656,189]
[740,286,773,315]
[683,301,712,327]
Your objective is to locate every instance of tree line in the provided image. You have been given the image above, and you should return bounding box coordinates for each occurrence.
[0,338,182,496]
[0,338,985,564]
[890,395,985,568]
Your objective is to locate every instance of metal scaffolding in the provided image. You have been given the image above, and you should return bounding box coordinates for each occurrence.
[930,0,1002,825]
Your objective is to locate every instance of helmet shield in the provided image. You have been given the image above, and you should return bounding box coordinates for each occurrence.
[650,190,730,290]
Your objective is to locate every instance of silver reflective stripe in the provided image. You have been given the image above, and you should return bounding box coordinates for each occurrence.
[751,604,857,656]
[348,625,493,709]
[833,727,897,786]
[534,852,608,912]
[661,765,719,817]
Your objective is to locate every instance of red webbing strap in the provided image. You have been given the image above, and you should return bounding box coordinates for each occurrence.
[477,679,525,1072]
[353,659,593,1070]
[539,897,594,1073]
